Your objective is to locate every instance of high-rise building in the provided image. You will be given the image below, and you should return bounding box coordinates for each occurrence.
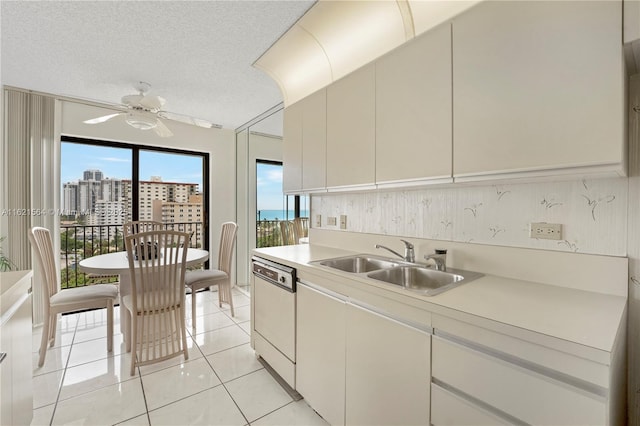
[152,195,203,247]
[83,169,103,181]
[62,182,78,214]
[63,173,202,239]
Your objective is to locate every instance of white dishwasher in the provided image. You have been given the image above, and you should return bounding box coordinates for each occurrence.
[251,256,297,389]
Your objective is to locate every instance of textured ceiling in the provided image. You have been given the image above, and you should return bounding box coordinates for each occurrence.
[1,0,315,130]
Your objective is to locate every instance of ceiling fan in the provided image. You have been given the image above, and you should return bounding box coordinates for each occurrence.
[83,82,216,137]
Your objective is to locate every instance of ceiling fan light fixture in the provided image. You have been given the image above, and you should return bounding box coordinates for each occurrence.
[125,111,157,130]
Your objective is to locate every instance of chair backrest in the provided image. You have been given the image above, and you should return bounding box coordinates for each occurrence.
[28,227,59,304]
[125,229,190,311]
[123,221,163,238]
[292,217,308,243]
[279,221,295,245]
[217,222,238,275]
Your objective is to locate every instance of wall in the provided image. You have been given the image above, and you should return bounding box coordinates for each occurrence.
[61,101,236,263]
[313,177,628,257]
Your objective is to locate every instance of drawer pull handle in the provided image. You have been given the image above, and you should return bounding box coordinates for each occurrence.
[0,352,6,364]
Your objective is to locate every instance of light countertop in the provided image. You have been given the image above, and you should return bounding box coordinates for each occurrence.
[253,244,627,356]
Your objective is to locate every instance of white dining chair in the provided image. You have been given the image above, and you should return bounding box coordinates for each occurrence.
[123,229,191,376]
[29,226,118,367]
[123,220,163,238]
[185,222,238,324]
[280,220,296,245]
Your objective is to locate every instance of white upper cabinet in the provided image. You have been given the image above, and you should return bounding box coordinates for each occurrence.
[326,63,376,189]
[452,0,625,180]
[376,23,453,186]
[302,89,327,191]
[283,101,303,193]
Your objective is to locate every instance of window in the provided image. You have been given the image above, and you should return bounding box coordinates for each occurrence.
[255,160,307,247]
[60,136,210,288]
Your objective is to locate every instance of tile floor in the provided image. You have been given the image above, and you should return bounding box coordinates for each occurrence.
[30,287,329,426]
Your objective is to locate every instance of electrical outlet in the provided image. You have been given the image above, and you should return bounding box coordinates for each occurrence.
[340,215,347,230]
[315,214,322,227]
[530,222,562,240]
[327,216,337,226]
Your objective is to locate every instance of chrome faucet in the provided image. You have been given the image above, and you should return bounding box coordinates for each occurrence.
[375,240,415,263]
[425,249,447,272]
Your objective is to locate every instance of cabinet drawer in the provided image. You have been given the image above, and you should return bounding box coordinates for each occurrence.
[431,383,511,426]
[432,337,607,425]
[433,314,609,388]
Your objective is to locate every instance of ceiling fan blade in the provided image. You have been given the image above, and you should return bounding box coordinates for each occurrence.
[139,95,165,111]
[154,118,173,138]
[83,112,123,124]
[158,111,218,129]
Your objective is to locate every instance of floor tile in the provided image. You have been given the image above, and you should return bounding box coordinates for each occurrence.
[252,400,330,426]
[32,369,64,409]
[58,352,134,401]
[206,343,263,383]
[188,311,236,332]
[66,334,125,367]
[32,319,77,350]
[141,357,221,411]
[228,305,251,324]
[193,324,250,355]
[32,343,71,376]
[115,414,150,425]
[228,291,251,308]
[51,378,146,426]
[225,369,293,422]
[138,335,203,376]
[188,291,223,318]
[73,322,122,345]
[30,403,55,426]
[148,385,247,426]
[238,321,251,335]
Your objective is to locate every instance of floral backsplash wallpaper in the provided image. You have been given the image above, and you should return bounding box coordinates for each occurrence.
[312,177,629,257]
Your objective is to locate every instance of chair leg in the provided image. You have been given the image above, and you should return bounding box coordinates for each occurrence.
[225,282,234,317]
[191,287,197,330]
[217,281,234,317]
[124,308,131,353]
[37,313,51,367]
[130,314,137,376]
[49,313,58,347]
[179,308,189,361]
[106,299,114,352]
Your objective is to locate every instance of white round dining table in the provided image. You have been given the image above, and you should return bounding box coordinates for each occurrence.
[79,248,209,335]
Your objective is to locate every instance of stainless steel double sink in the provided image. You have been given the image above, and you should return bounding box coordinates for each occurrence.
[310,254,483,296]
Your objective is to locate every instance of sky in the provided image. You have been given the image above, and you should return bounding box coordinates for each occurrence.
[61,142,290,210]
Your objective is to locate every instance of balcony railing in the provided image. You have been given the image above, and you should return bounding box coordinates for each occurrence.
[60,222,204,289]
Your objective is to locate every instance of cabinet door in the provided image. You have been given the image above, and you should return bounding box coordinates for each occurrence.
[326,64,376,188]
[345,303,431,426]
[453,0,624,178]
[296,283,346,426]
[283,101,303,193]
[302,89,327,191]
[376,23,452,185]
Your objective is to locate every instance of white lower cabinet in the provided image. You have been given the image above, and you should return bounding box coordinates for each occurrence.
[295,278,622,426]
[296,282,432,426]
[296,282,346,426]
[431,383,511,426]
[345,302,431,426]
[431,317,617,425]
